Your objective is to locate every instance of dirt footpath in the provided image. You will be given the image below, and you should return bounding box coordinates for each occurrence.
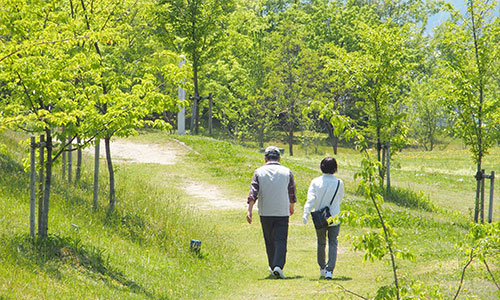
[90,138,245,210]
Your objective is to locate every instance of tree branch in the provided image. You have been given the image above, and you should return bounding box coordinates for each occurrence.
[453,249,475,300]
[0,36,89,63]
[16,71,35,109]
[483,259,500,291]
[334,283,369,300]
[100,0,122,31]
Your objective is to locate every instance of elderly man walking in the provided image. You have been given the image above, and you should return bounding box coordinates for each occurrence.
[247,146,297,279]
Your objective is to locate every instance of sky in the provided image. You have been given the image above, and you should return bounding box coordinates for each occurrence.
[426,0,499,34]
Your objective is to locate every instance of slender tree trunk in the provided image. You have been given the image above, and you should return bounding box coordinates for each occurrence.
[288,103,294,157]
[38,135,45,235]
[374,97,385,182]
[258,124,264,149]
[325,121,338,155]
[29,137,36,239]
[62,137,66,178]
[192,53,200,135]
[76,137,82,184]
[191,98,198,134]
[475,162,482,223]
[369,183,399,299]
[104,137,116,210]
[386,144,391,192]
[40,130,52,238]
[208,94,213,135]
[470,0,485,223]
[93,139,100,211]
[68,141,72,183]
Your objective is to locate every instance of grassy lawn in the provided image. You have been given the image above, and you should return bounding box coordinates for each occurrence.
[1,130,499,299]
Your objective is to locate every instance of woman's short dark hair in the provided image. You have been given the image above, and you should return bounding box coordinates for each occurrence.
[320,157,337,174]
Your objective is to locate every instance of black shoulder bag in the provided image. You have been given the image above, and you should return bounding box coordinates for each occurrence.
[311,181,340,230]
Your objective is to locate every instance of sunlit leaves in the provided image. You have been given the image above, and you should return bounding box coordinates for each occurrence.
[435,0,500,165]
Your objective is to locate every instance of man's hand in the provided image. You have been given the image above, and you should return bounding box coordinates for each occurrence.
[247,200,255,224]
[289,203,295,216]
[302,215,308,224]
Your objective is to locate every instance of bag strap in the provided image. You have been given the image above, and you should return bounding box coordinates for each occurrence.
[328,181,341,207]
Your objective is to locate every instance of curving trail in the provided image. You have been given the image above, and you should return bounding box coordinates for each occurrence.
[90,138,245,210]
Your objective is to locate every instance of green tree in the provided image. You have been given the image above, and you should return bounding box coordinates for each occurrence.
[329,19,418,184]
[158,0,234,135]
[76,0,182,210]
[435,0,500,222]
[0,0,182,238]
[0,0,90,237]
[207,0,277,147]
[407,78,446,151]
[267,8,310,156]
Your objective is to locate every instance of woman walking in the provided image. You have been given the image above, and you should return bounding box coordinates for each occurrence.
[302,157,344,279]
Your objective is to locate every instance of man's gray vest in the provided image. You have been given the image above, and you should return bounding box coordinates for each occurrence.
[256,162,291,217]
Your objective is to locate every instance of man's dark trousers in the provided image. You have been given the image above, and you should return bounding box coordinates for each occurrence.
[260,216,289,269]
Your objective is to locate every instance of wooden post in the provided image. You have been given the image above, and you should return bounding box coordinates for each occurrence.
[93,139,100,210]
[386,143,391,192]
[208,94,213,135]
[38,135,44,235]
[480,169,485,224]
[29,137,36,239]
[488,171,494,223]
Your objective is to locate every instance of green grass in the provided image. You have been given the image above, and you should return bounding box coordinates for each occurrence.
[1,130,499,299]
[0,132,240,299]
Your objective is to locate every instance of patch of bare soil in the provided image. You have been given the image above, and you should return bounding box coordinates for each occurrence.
[181,180,246,210]
[90,139,243,210]
[104,140,180,165]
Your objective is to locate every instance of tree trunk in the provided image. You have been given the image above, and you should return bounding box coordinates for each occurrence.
[208,94,213,135]
[93,139,100,211]
[39,130,52,238]
[68,141,72,183]
[191,98,198,134]
[105,137,116,210]
[470,0,484,223]
[30,137,36,239]
[374,95,385,182]
[258,124,264,149]
[325,121,338,155]
[474,161,482,223]
[38,135,45,235]
[386,144,391,192]
[288,98,295,156]
[76,136,82,184]
[62,137,66,178]
[192,52,200,135]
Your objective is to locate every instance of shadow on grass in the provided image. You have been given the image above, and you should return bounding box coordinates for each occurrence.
[3,233,154,298]
[308,275,352,282]
[260,275,304,280]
